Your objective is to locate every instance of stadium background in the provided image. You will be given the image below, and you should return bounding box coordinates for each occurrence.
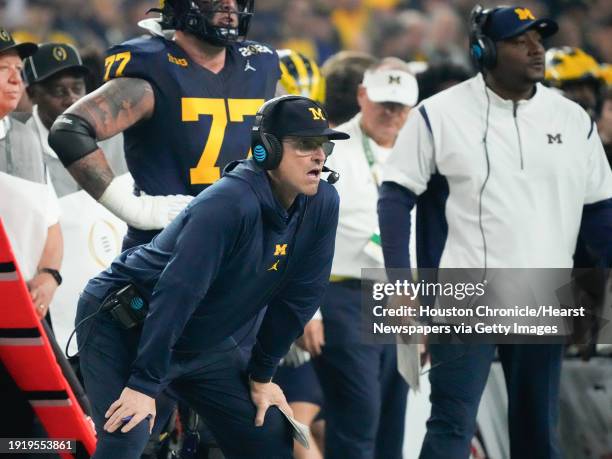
[1,0,611,71]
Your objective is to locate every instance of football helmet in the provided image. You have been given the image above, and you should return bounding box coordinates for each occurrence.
[545,47,603,87]
[156,0,254,47]
[277,49,325,103]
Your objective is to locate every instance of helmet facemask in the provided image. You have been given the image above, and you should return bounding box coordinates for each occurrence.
[160,0,254,47]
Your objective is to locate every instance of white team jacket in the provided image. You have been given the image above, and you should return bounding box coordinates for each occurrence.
[383,73,612,269]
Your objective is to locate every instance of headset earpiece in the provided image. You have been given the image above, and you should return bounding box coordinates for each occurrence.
[469,5,497,70]
[251,95,304,170]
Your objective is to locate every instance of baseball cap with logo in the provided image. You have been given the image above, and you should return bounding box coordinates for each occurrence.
[483,6,558,42]
[24,43,89,85]
[0,27,37,59]
[265,97,350,140]
[362,68,419,107]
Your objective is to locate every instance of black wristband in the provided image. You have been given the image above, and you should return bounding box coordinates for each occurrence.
[249,374,273,384]
[39,268,62,286]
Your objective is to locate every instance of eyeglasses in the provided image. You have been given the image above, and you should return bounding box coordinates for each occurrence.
[284,137,335,157]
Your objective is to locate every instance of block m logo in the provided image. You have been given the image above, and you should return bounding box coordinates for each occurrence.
[308,107,326,120]
[274,244,288,256]
[514,8,535,20]
[547,133,562,144]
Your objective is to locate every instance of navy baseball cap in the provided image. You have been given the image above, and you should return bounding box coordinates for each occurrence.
[24,43,89,85]
[0,27,37,59]
[266,97,350,140]
[483,6,558,41]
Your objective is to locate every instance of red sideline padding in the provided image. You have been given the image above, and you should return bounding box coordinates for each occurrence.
[0,219,96,458]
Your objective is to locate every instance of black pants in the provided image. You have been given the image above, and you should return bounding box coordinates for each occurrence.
[76,293,292,459]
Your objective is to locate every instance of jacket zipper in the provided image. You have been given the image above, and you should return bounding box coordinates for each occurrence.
[513,102,524,170]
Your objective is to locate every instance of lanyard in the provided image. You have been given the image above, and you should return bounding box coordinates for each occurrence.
[360,124,380,187]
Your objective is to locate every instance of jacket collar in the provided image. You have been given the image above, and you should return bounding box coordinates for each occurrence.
[474,72,543,112]
[223,159,305,230]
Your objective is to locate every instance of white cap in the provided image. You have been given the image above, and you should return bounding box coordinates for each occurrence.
[362,68,419,107]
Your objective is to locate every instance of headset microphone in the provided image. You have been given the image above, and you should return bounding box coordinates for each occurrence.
[322,166,340,184]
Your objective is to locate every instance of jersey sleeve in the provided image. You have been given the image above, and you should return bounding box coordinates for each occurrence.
[381,105,436,196]
[103,38,163,83]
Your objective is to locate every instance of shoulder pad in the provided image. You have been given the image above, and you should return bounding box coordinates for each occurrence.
[104,36,168,83]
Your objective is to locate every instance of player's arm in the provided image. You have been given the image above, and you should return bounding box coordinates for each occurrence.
[579,118,612,266]
[50,77,153,198]
[378,107,435,272]
[48,78,192,230]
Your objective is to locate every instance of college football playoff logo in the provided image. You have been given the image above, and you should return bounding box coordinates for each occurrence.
[53,46,68,62]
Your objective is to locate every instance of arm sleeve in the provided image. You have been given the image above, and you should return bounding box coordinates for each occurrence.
[127,198,242,397]
[378,106,433,276]
[584,119,612,205]
[579,198,612,267]
[247,192,339,382]
[378,182,418,273]
[381,106,436,195]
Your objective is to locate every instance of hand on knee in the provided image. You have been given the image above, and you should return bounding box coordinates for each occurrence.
[249,379,293,426]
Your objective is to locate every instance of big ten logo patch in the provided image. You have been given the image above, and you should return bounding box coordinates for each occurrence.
[168,53,188,67]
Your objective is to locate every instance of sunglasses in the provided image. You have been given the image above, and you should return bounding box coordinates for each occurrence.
[284,137,335,157]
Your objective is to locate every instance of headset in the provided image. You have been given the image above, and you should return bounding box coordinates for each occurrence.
[469,5,499,71]
[251,95,340,183]
[251,95,303,170]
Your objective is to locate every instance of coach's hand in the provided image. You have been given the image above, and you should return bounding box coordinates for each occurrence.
[104,387,156,434]
[249,379,293,427]
[297,318,325,356]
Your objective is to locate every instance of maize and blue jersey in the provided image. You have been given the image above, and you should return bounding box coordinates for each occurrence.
[104,36,280,246]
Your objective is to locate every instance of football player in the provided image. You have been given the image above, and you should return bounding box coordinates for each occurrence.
[49,0,280,249]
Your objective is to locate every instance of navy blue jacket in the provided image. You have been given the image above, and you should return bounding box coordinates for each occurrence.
[85,160,339,397]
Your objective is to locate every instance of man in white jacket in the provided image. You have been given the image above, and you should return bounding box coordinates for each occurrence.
[378,5,612,458]
[316,57,418,459]
[24,42,128,198]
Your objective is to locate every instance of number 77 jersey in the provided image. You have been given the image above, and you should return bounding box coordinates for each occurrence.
[104,35,280,196]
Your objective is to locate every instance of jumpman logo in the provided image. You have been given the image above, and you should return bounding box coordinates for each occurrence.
[245,60,256,72]
[268,259,280,271]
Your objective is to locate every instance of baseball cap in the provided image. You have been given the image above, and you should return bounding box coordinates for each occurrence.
[0,27,37,59]
[362,68,419,107]
[265,96,350,140]
[24,43,89,85]
[483,6,558,42]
